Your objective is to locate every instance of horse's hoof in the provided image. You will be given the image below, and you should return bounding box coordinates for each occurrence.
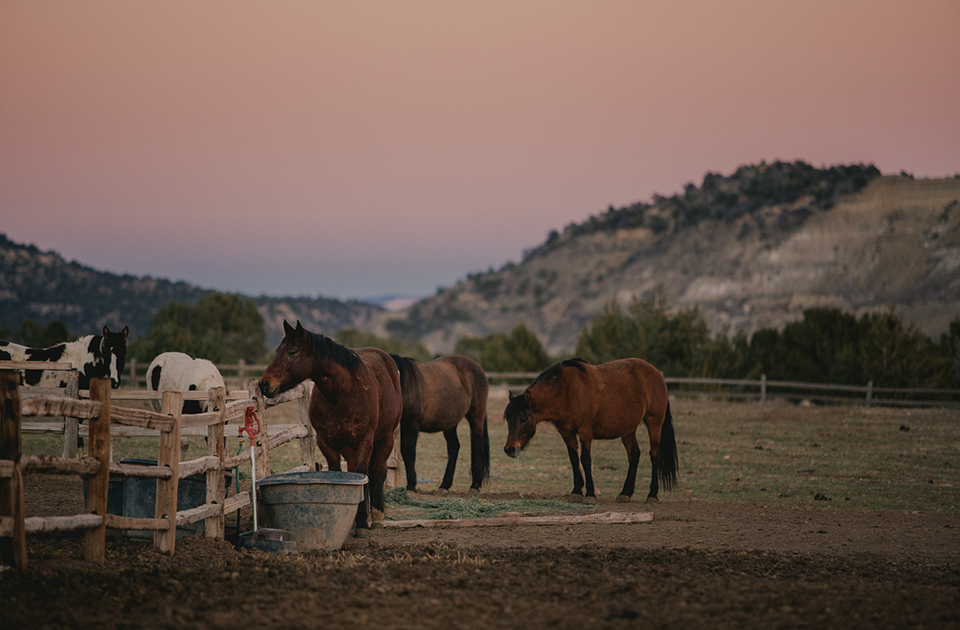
[645,495,659,504]
[353,528,371,539]
[584,496,598,505]
[437,488,449,497]
[468,488,480,497]
[570,493,583,503]
[616,494,632,503]
[371,509,385,529]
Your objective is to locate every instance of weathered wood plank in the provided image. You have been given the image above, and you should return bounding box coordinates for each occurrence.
[110,406,175,432]
[266,424,308,451]
[105,514,169,531]
[25,514,103,533]
[20,395,101,421]
[179,456,219,479]
[176,502,220,527]
[0,460,14,478]
[154,391,181,555]
[84,378,111,563]
[21,455,99,476]
[223,491,250,515]
[108,461,174,479]
[0,361,73,371]
[0,371,27,570]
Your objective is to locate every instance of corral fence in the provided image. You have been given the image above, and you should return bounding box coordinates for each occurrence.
[485,372,960,408]
[0,363,323,570]
[125,362,959,408]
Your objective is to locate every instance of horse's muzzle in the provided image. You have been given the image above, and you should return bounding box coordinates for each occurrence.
[258,379,277,398]
[504,445,520,459]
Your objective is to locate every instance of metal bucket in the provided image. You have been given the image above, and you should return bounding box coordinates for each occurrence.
[257,471,367,550]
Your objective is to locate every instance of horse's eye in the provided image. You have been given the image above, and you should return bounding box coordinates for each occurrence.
[286,349,297,357]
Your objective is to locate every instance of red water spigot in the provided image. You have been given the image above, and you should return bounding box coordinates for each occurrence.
[239,406,261,446]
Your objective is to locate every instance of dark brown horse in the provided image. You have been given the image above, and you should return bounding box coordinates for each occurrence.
[504,357,678,503]
[259,320,402,532]
[390,354,489,495]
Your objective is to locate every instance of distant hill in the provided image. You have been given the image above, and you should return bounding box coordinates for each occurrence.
[6,161,958,358]
[382,162,960,355]
[0,234,381,347]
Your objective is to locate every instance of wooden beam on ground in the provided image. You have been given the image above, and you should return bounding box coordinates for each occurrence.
[383,511,654,529]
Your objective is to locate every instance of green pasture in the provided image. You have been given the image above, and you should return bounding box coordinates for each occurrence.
[21,394,960,516]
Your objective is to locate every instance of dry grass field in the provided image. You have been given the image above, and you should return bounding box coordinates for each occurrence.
[25,390,958,515]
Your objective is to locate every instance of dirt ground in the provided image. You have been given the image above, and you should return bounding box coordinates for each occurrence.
[3,475,960,630]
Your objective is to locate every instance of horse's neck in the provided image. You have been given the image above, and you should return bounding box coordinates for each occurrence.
[310,359,361,404]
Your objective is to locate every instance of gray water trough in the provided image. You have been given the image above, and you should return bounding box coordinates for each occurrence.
[256,470,368,550]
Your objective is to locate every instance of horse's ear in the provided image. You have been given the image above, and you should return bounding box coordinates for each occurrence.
[523,390,532,405]
[295,320,306,337]
[508,391,515,401]
[102,325,109,337]
[283,320,295,336]
[121,326,129,340]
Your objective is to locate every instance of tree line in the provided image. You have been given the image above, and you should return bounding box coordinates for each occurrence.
[454,290,959,389]
[6,289,958,390]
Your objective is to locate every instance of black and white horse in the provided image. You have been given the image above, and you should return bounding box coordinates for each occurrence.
[0,326,129,389]
[147,351,226,413]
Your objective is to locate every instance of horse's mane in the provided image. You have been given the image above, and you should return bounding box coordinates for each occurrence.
[306,331,363,371]
[530,357,590,389]
[390,354,421,390]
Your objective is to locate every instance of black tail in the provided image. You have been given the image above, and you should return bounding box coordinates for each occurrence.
[658,401,679,491]
[471,414,491,486]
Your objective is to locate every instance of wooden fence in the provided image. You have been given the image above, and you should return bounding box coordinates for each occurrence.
[0,366,321,569]
[484,372,960,408]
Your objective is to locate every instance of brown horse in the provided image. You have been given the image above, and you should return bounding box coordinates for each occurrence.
[258,320,402,532]
[504,357,678,503]
[390,354,489,495]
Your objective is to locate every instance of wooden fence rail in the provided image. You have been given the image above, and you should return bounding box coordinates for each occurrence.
[485,372,960,408]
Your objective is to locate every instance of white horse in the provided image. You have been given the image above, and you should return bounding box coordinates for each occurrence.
[0,326,129,389]
[147,352,226,413]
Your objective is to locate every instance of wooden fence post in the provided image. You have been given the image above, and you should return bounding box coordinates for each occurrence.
[760,374,767,404]
[237,359,245,384]
[297,382,317,471]
[155,390,182,555]
[128,359,136,389]
[62,371,80,459]
[205,387,226,539]
[0,370,27,570]
[85,378,111,563]
[866,381,873,408]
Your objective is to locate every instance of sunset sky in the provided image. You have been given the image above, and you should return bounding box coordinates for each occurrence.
[2,1,958,301]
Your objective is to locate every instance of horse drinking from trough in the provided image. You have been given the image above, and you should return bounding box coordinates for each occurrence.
[504,357,678,503]
[147,351,226,413]
[258,320,402,532]
[390,354,490,495]
[0,326,129,389]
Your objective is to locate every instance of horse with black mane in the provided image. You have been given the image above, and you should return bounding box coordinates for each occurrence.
[258,320,402,533]
[0,326,129,389]
[504,357,678,503]
[390,353,489,495]
[147,351,226,414]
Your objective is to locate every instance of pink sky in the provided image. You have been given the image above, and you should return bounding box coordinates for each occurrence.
[2,1,958,300]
